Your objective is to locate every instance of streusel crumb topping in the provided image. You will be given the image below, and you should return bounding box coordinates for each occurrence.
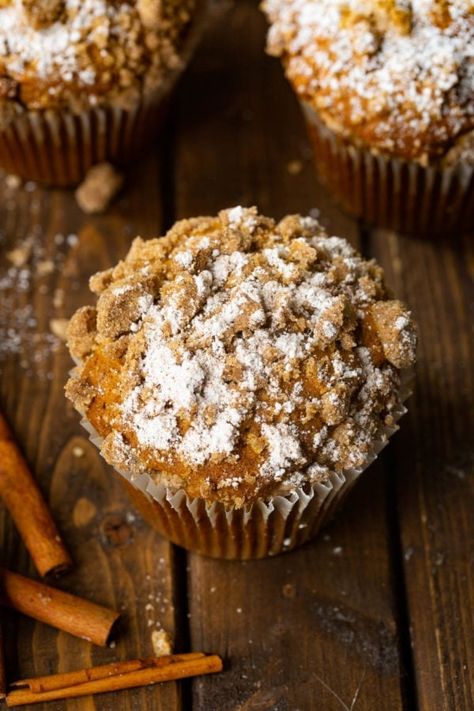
[0,0,200,115]
[66,207,416,506]
[262,0,474,162]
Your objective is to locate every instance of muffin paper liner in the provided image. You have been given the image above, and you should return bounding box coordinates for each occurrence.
[71,365,413,560]
[301,102,474,236]
[0,1,222,186]
[0,96,169,186]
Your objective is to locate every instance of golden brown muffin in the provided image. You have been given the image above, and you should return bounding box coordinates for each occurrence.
[0,0,213,184]
[66,207,416,508]
[0,0,198,122]
[262,0,474,165]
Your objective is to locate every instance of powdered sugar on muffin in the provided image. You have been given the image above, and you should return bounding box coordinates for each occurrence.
[262,0,474,162]
[66,207,416,506]
[0,0,198,114]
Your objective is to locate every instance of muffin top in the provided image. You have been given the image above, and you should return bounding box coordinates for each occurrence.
[0,0,199,120]
[66,207,416,507]
[262,0,474,163]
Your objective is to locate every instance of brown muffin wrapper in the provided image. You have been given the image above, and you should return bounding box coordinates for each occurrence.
[301,102,474,236]
[0,1,221,186]
[74,369,413,560]
[0,97,169,186]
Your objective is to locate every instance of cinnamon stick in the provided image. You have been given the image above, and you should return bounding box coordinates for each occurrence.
[0,569,119,646]
[0,412,72,577]
[12,653,205,693]
[6,655,223,706]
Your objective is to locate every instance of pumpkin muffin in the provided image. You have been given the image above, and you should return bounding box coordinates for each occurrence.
[0,0,212,185]
[262,0,474,234]
[66,207,416,558]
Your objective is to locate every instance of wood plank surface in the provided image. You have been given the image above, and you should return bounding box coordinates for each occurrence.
[0,0,472,709]
[370,230,474,711]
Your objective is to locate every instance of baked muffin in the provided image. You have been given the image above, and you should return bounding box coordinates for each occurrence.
[0,0,211,185]
[66,207,416,558]
[262,0,474,235]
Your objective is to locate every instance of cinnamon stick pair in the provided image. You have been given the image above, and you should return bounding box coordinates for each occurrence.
[0,410,75,695]
[0,411,71,578]
[6,653,223,706]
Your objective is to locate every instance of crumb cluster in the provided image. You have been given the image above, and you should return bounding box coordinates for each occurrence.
[66,207,416,506]
[0,0,199,119]
[262,0,474,163]
[75,163,123,215]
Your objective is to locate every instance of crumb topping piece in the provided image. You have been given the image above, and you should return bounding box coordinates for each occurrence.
[0,0,198,113]
[75,163,123,215]
[262,0,474,162]
[66,207,417,506]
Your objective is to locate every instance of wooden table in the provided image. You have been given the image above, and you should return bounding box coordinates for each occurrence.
[1,2,472,709]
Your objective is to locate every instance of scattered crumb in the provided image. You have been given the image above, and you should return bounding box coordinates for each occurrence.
[151,629,173,657]
[282,583,295,598]
[236,608,242,614]
[53,288,65,308]
[0,224,80,374]
[7,240,33,267]
[36,258,54,277]
[75,163,124,215]
[50,318,69,341]
[287,159,303,175]
[333,546,343,555]
[72,497,97,527]
[5,174,21,190]
[72,445,85,458]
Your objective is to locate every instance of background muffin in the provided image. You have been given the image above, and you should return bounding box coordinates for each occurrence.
[66,207,416,558]
[0,0,210,185]
[262,0,474,235]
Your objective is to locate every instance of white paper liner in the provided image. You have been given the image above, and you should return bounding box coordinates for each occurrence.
[301,102,474,236]
[0,0,225,185]
[71,363,413,560]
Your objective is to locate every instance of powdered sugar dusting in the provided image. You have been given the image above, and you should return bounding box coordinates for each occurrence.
[262,0,474,160]
[0,0,197,112]
[66,207,417,505]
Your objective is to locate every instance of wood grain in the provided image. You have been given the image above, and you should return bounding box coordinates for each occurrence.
[370,230,474,711]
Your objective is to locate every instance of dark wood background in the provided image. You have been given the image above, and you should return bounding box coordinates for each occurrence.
[0,2,472,709]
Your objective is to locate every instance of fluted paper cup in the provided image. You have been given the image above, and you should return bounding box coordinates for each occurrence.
[72,366,413,560]
[0,96,170,186]
[302,102,474,236]
[0,2,221,186]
